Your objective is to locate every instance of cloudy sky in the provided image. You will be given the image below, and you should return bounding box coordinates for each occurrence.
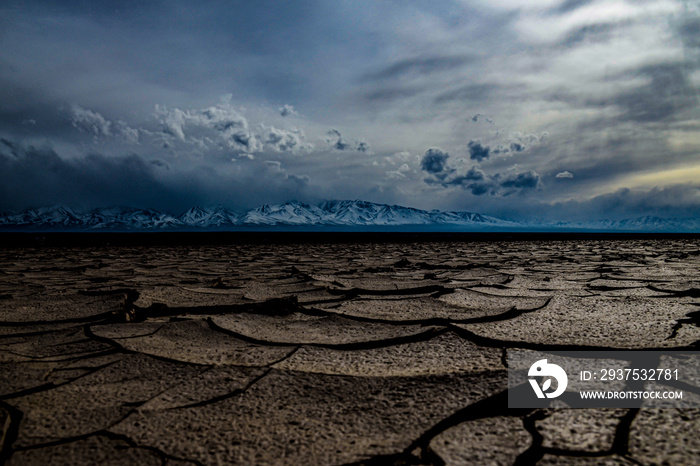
[1,0,699,221]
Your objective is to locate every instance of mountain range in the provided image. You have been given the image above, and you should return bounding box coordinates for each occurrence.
[0,201,698,232]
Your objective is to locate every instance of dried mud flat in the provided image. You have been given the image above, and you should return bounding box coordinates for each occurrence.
[1,238,700,465]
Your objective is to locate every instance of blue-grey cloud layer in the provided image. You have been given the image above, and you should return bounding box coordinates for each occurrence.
[1,0,699,221]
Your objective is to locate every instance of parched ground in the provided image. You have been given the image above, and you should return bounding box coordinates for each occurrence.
[1,238,699,465]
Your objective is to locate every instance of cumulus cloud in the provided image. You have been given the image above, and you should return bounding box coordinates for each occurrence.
[70,104,139,143]
[510,142,524,152]
[556,170,574,179]
[193,103,260,153]
[382,151,418,168]
[326,129,371,153]
[468,140,490,162]
[420,147,451,175]
[357,140,372,154]
[279,104,297,117]
[260,125,312,153]
[386,163,411,180]
[391,151,414,162]
[445,166,494,196]
[152,98,323,155]
[499,170,541,189]
[420,147,541,196]
[491,132,549,156]
[471,114,494,123]
[154,106,188,142]
[326,129,351,151]
[154,98,261,153]
[70,104,112,137]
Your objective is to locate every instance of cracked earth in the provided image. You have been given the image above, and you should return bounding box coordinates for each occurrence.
[1,238,700,465]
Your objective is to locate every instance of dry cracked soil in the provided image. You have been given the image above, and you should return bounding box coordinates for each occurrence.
[1,238,700,465]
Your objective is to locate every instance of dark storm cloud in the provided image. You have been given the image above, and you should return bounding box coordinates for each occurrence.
[471,114,493,123]
[468,140,490,162]
[420,146,541,196]
[468,182,493,196]
[420,148,451,175]
[326,129,369,153]
[0,140,310,212]
[510,142,524,152]
[0,143,183,211]
[498,171,541,189]
[443,168,542,197]
[356,141,371,153]
[279,105,297,117]
[445,166,493,196]
[326,129,351,151]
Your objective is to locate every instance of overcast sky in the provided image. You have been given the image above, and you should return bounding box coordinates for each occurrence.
[1,0,699,221]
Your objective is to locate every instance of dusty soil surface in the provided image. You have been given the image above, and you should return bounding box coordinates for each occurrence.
[1,239,699,465]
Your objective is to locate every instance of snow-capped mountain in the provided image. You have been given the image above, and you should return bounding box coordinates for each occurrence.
[240,200,515,226]
[243,202,324,225]
[124,209,184,229]
[0,206,184,230]
[0,201,513,230]
[319,200,430,225]
[0,206,84,227]
[178,206,239,227]
[0,202,698,231]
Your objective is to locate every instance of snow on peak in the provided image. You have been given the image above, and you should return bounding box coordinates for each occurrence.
[1,200,695,231]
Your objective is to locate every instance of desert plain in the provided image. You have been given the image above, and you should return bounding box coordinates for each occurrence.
[1,237,699,465]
